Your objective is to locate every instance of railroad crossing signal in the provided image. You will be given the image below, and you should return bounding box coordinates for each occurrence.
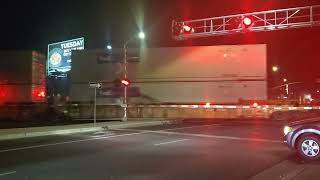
[242,16,254,28]
[121,79,131,87]
[172,5,320,40]
[182,25,194,33]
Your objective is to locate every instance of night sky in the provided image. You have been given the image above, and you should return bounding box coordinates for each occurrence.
[1,0,320,90]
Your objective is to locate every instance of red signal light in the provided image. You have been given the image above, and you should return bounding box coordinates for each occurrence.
[32,89,45,98]
[38,91,45,98]
[121,79,130,87]
[243,16,253,28]
[182,25,194,33]
[253,102,258,108]
[183,25,192,32]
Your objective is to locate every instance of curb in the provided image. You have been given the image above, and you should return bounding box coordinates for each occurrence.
[105,120,180,130]
[0,126,104,141]
[0,119,180,141]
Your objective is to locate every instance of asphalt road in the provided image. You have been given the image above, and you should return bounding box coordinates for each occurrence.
[0,119,319,180]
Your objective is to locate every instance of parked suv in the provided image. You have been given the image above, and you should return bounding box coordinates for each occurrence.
[284,117,320,160]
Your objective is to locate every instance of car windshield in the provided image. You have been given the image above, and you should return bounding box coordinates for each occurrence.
[0,1,320,179]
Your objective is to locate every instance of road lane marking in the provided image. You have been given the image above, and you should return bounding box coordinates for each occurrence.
[0,132,146,153]
[0,171,16,176]
[93,131,107,135]
[154,139,190,146]
[161,124,220,131]
[115,128,282,143]
[91,133,115,138]
[114,124,219,133]
[184,120,284,126]
[157,131,282,143]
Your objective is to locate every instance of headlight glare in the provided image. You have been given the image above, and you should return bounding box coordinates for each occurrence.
[284,126,292,135]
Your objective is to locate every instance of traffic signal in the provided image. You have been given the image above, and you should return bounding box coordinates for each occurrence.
[121,79,131,87]
[242,16,254,28]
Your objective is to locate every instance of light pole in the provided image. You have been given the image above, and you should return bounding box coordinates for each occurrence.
[122,32,145,122]
[271,81,304,100]
[283,78,289,96]
[270,65,279,99]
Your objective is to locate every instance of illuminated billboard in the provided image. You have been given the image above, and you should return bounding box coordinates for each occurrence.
[47,38,84,76]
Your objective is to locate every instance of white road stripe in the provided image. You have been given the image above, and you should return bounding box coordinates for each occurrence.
[0,171,16,176]
[115,128,282,143]
[93,131,107,135]
[91,133,115,138]
[182,120,227,123]
[0,132,146,153]
[162,124,220,131]
[184,120,284,126]
[113,124,219,132]
[169,132,282,143]
[154,139,190,146]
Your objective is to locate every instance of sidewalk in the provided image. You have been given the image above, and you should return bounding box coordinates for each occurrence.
[0,118,180,141]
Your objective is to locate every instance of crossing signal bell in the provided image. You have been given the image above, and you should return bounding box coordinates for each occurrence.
[121,79,130,87]
[242,16,254,28]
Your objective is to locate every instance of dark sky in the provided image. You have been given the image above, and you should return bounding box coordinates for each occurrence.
[1,0,320,86]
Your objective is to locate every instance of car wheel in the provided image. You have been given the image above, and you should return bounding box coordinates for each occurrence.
[297,135,320,161]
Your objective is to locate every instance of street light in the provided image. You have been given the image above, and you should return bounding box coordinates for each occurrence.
[107,45,112,50]
[122,31,145,122]
[138,32,145,39]
[272,66,279,72]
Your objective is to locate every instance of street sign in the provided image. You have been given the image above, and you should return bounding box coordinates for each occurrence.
[89,82,102,89]
[98,87,141,98]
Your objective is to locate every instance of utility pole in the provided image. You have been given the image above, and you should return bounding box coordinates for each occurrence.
[121,32,145,122]
[122,44,128,122]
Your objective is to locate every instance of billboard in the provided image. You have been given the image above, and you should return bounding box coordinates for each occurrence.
[47,38,84,76]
